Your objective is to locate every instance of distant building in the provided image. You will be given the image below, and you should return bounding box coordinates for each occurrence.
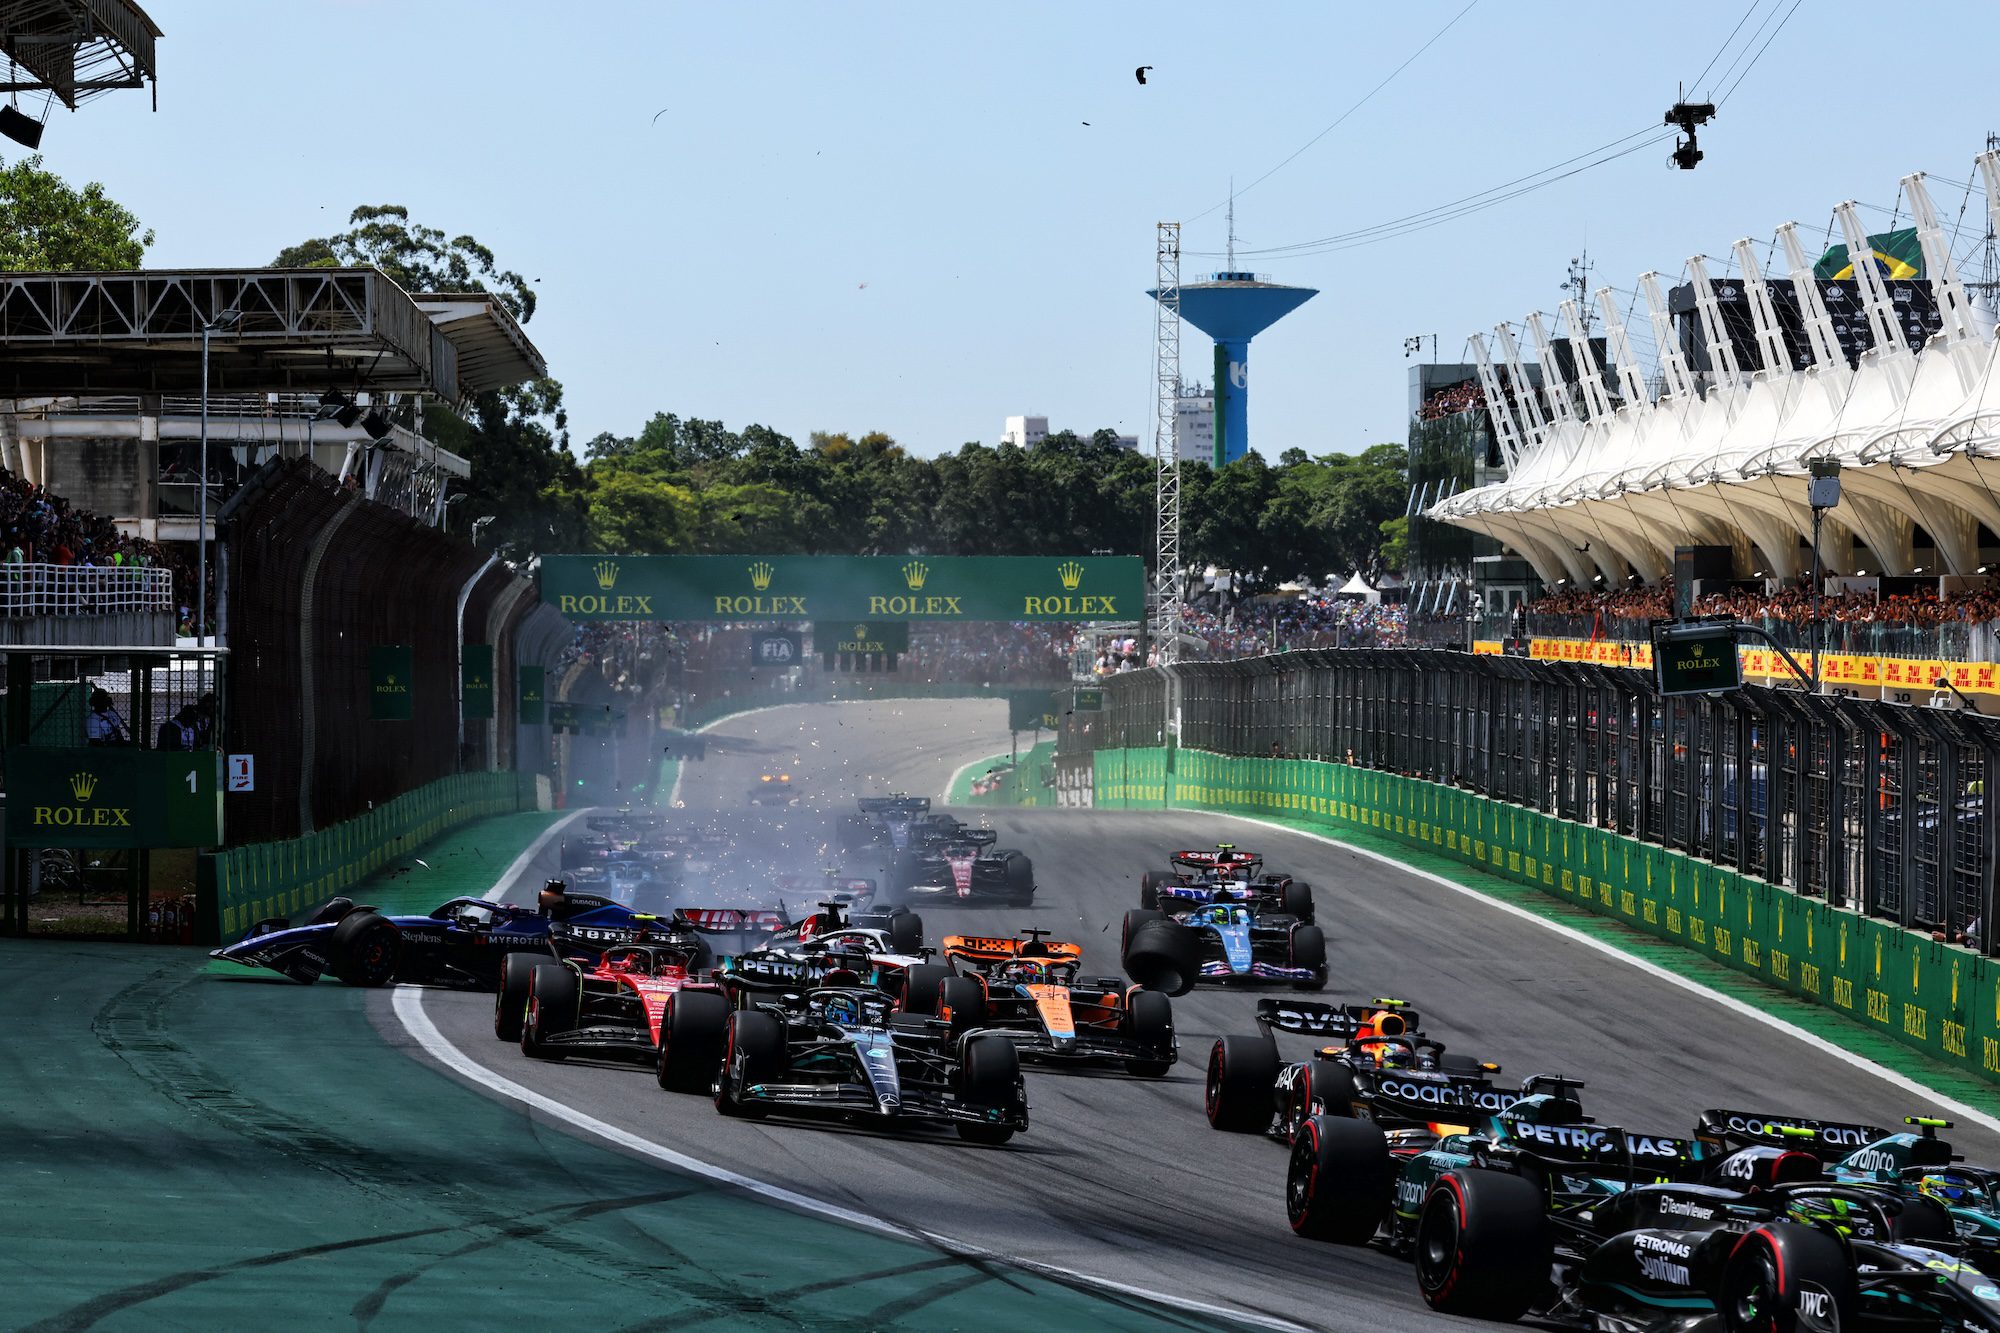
[1002,415,1049,448]
[1175,385,1215,464]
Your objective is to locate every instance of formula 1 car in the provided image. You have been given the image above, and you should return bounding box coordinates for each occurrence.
[718,898,928,1000]
[1141,845,1315,923]
[892,826,1036,906]
[842,795,953,854]
[1119,898,1326,996]
[905,929,1176,1077]
[505,936,724,1064]
[749,771,799,805]
[705,984,1029,1143]
[1753,1112,2000,1257]
[1205,998,1523,1141]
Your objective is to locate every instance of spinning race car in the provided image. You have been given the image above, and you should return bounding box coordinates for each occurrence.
[1119,897,1326,996]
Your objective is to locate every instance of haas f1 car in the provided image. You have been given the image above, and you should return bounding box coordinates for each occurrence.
[902,929,1176,1077]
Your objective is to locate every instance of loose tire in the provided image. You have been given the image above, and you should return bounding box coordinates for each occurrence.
[1122,989,1176,1077]
[494,949,543,1041]
[1282,880,1315,923]
[329,910,401,987]
[1205,1033,1280,1131]
[715,1011,786,1118]
[656,989,730,1093]
[520,964,580,1061]
[1003,852,1035,905]
[1287,1115,1393,1245]
[1716,1221,1859,1333]
[1120,907,1165,953]
[900,963,952,1016]
[1288,924,1328,991]
[955,1034,1020,1144]
[1413,1168,1551,1319]
[1123,920,1199,996]
[1139,870,1171,911]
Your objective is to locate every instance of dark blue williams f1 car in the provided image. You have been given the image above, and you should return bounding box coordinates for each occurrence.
[209,881,753,990]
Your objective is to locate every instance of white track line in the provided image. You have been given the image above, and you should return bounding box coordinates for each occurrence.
[1197,809,2000,1136]
[395,988,1307,1332]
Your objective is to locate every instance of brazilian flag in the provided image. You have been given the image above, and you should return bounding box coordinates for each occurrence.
[1814,227,1924,281]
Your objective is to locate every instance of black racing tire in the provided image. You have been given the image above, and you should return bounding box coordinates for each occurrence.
[1140,870,1170,911]
[1289,924,1329,992]
[1413,1168,1551,1319]
[329,909,401,987]
[1003,852,1035,905]
[886,910,924,956]
[1717,1220,1859,1333]
[1299,1058,1360,1122]
[656,989,730,1093]
[1287,1115,1393,1246]
[306,895,358,927]
[955,1034,1020,1144]
[1120,907,1166,953]
[900,963,952,1016]
[493,949,542,1041]
[1282,880,1315,923]
[939,976,986,1037]
[520,964,580,1061]
[1122,989,1176,1077]
[715,1010,785,1118]
[1205,1033,1280,1131]
[1123,920,1199,997]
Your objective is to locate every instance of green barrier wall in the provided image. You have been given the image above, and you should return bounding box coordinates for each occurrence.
[1079,746,1999,1090]
[197,771,536,945]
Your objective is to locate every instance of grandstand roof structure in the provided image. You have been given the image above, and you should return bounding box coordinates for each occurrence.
[0,0,159,109]
[1430,148,2000,588]
[0,268,546,403]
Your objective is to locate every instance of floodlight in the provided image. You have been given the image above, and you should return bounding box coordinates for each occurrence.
[0,104,43,150]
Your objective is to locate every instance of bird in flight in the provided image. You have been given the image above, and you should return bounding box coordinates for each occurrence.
[1135,65,1152,84]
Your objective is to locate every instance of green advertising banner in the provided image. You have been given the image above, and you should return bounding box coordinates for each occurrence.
[1007,689,1061,732]
[822,621,910,654]
[461,644,495,720]
[549,701,578,734]
[518,665,545,724]
[540,555,1144,622]
[6,747,222,848]
[370,645,414,721]
[1073,687,1105,711]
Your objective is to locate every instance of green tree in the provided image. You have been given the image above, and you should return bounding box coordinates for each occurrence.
[0,154,151,270]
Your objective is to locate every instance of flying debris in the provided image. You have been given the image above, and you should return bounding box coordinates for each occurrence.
[1135,65,1152,85]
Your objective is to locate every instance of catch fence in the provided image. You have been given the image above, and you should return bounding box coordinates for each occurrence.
[1063,649,2000,953]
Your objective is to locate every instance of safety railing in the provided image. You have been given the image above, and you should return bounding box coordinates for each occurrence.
[0,564,173,617]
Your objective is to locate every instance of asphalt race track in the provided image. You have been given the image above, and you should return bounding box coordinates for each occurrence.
[393,699,2000,1332]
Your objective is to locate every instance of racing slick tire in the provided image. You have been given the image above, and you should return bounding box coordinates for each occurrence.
[329,909,402,987]
[1001,851,1035,905]
[955,1034,1021,1145]
[886,909,925,956]
[656,990,730,1093]
[715,1010,786,1118]
[1287,1115,1392,1246]
[1205,1033,1281,1130]
[900,963,953,1016]
[1413,1168,1551,1320]
[1297,1058,1360,1122]
[1287,923,1328,991]
[1282,880,1315,923]
[1139,871,1171,911]
[1121,989,1176,1077]
[520,965,580,1061]
[306,895,358,927]
[494,949,543,1041]
[1123,919,1199,997]
[1716,1221,1859,1333]
[939,976,987,1037]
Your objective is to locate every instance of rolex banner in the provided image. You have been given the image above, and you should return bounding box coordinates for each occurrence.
[518,665,545,725]
[539,555,1144,622]
[461,644,495,720]
[6,747,223,848]
[1007,689,1061,732]
[370,645,415,721]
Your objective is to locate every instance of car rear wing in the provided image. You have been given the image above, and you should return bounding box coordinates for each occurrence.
[942,934,1085,966]
[1694,1109,1896,1159]
[1170,849,1262,873]
[675,907,790,935]
[1254,997,1423,1040]
[858,796,930,815]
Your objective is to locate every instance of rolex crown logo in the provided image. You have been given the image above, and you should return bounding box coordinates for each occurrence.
[902,560,929,590]
[854,624,867,639]
[593,560,620,590]
[1056,560,1085,591]
[69,771,98,801]
[748,561,775,591]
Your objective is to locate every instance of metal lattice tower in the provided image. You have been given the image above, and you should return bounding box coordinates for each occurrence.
[1152,221,1184,665]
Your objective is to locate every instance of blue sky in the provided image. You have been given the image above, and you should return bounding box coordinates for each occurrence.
[36,1,2000,458]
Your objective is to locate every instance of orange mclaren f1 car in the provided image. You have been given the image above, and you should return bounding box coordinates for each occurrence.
[900,928,1177,1077]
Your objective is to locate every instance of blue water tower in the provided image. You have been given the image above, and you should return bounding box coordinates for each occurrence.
[1150,272,1317,465]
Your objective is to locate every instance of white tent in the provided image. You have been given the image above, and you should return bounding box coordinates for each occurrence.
[1335,573,1380,603]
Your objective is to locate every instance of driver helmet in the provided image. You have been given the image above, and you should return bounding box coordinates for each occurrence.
[603,950,642,974]
[539,878,567,911]
[818,992,860,1027]
[1004,960,1049,986]
[1784,1194,1859,1237]
[1916,1171,1981,1208]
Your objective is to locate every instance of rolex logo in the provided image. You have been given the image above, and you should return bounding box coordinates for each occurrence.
[854,625,867,639]
[1057,560,1085,591]
[902,561,929,590]
[69,771,98,801]
[749,561,775,591]
[593,560,620,590]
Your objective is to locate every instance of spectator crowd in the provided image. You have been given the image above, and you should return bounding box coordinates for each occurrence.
[0,468,208,632]
[1526,581,2000,629]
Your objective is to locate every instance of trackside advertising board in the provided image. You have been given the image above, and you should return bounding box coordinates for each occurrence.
[7,747,222,848]
[1655,624,1743,696]
[540,555,1143,622]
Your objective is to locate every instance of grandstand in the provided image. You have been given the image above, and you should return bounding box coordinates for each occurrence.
[1429,147,2000,603]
